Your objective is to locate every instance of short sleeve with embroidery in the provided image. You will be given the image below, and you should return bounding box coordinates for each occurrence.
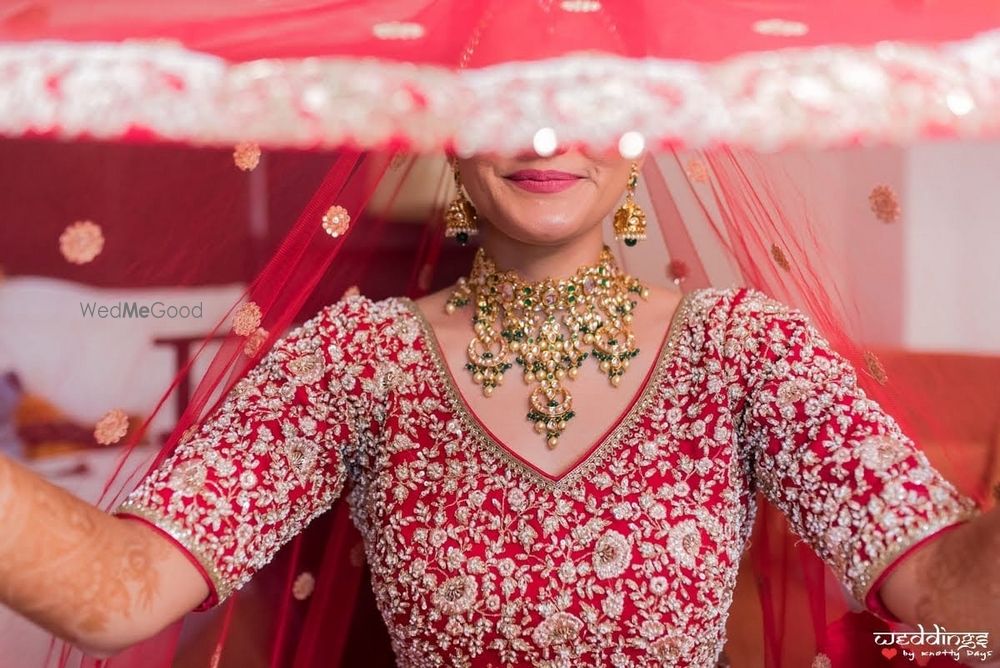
[115,297,372,607]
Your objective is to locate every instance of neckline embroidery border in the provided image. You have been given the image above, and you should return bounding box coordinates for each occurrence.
[399,289,702,492]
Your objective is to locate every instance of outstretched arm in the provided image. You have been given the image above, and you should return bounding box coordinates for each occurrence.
[0,297,364,658]
[736,289,990,652]
[0,454,209,657]
[879,505,1000,649]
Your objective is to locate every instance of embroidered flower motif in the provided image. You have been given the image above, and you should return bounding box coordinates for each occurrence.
[531,611,584,647]
[430,528,448,548]
[292,572,315,600]
[864,350,888,385]
[667,520,702,569]
[770,243,791,271]
[168,460,207,497]
[321,205,351,238]
[517,524,538,550]
[640,619,665,640]
[232,302,262,337]
[558,561,577,583]
[243,327,268,357]
[812,653,832,668]
[666,258,689,284]
[650,634,688,662]
[234,525,254,547]
[285,437,320,478]
[431,575,478,615]
[869,184,901,223]
[94,408,129,445]
[507,487,528,512]
[635,442,656,461]
[685,158,708,183]
[287,353,324,385]
[857,435,908,471]
[232,142,261,171]
[444,615,465,636]
[776,378,812,406]
[602,591,624,618]
[593,530,632,580]
[497,558,515,578]
[238,470,257,490]
[59,220,105,265]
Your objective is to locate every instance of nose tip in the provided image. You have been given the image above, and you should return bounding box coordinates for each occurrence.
[514,145,570,161]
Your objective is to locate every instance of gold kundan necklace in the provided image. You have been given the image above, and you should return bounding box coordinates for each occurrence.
[445,246,649,449]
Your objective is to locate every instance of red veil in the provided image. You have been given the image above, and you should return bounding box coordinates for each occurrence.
[1,2,999,667]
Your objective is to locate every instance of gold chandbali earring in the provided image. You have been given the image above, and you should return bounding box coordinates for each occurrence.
[613,162,647,247]
[444,160,478,246]
[445,247,649,449]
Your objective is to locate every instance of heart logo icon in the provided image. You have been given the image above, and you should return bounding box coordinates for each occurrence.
[882,647,898,660]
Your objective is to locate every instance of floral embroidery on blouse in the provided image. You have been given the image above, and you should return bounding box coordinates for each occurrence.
[115,288,976,667]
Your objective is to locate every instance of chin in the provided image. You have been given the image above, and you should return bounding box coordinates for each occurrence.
[492,213,592,246]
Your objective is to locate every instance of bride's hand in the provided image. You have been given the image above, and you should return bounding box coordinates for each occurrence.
[879,505,1000,657]
[0,453,209,658]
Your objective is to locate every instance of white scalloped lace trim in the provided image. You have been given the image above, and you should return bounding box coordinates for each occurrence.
[2,32,1000,153]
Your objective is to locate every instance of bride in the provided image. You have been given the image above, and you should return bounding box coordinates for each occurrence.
[0,148,997,666]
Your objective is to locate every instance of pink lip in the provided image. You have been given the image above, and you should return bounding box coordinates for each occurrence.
[504,169,583,194]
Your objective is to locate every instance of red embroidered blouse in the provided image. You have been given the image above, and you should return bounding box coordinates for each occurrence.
[116,287,976,667]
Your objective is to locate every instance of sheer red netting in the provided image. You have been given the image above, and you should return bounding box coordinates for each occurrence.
[1,2,998,667]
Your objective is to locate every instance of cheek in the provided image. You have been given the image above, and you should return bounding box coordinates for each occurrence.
[573,174,628,228]
[461,166,504,212]
[591,175,628,215]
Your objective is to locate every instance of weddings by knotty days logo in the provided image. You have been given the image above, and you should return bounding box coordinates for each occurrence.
[874,624,993,663]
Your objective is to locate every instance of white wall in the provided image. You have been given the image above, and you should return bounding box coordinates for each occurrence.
[904,141,1000,354]
[733,141,1000,354]
[0,278,245,436]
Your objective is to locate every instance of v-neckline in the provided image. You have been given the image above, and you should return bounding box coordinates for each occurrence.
[399,289,699,492]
